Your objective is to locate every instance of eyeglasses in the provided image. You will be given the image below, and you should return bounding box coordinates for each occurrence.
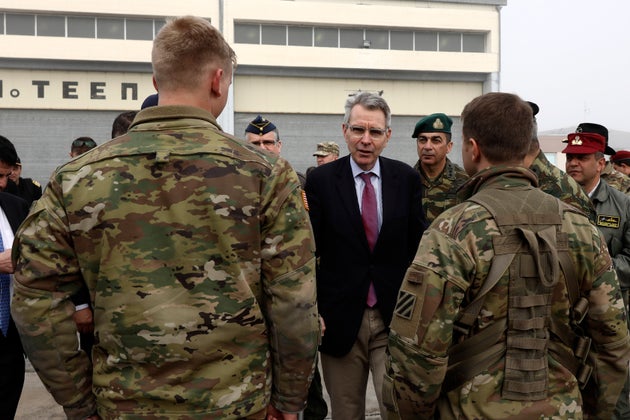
[346,125,388,140]
[72,139,97,148]
[250,140,278,147]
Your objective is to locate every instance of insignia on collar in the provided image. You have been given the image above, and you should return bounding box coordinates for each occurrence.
[597,214,620,229]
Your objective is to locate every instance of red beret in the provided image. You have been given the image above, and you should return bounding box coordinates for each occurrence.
[561,132,606,154]
[611,150,630,162]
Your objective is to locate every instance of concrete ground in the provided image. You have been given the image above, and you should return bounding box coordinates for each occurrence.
[16,361,382,419]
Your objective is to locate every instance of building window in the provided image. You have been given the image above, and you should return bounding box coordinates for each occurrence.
[439,32,461,52]
[415,32,437,51]
[315,27,338,48]
[366,29,388,49]
[233,22,487,54]
[340,28,363,48]
[234,23,260,44]
[288,26,312,46]
[154,19,166,37]
[6,14,35,36]
[126,19,153,40]
[37,15,65,37]
[97,18,124,39]
[261,24,286,45]
[0,12,165,41]
[68,16,95,38]
[463,32,485,52]
[391,30,413,51]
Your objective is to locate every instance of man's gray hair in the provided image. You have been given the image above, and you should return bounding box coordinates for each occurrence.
[343,91,391,127]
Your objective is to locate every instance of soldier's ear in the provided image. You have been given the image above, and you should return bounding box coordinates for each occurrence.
[210,68,225,98]
[467,138,481,162]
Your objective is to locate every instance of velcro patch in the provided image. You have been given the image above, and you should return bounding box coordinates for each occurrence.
[394,290,416,320]
[597,214,620,229]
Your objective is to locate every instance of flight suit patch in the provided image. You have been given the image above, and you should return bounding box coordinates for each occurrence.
[597,214,620,229]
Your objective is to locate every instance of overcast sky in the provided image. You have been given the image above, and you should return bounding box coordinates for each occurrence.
[500,0,630,136]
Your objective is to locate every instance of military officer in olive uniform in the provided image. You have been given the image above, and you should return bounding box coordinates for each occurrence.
[572,122,630,194]
[412,113,468,223]
[563,130,630,419]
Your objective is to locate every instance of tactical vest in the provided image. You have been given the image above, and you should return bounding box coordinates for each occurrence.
[443,187,593,401]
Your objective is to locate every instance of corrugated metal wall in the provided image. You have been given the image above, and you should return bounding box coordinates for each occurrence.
[0,109,464,188]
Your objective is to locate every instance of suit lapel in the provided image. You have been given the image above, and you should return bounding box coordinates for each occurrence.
[334,157,369,247]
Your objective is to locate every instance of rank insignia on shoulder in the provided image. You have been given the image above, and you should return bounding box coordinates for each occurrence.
[597,214,620,229]
[301,190,309,211]
[32,180,41,187]
[394,290,416,320]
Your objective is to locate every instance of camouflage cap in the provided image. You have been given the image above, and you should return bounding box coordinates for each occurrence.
[412,113,453,138]
[245,115,277,135]
[561,132,606,155]
[313,141,340,157]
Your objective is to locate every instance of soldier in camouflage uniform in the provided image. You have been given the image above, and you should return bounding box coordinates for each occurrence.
[384,92,630,419]
[411,113,468,223]
[11,16,320,420]
[573,122,630,195]
[523,102,597,224]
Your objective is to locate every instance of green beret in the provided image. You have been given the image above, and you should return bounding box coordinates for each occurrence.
[411,113,453,138]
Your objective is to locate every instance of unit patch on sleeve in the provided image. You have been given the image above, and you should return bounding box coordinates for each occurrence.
[394,290,416,320]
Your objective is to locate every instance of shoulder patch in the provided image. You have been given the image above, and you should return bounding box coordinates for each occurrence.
[394,290,416,320]
[32,180,41,187]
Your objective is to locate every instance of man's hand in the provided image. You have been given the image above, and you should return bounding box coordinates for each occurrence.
[73,307,94,334]
[0,249,14,274]
[266,404,298,420]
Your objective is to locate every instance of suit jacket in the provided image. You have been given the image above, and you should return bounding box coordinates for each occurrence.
[305,155,427,357]
[0,191,30,341]
[0,192,30,417]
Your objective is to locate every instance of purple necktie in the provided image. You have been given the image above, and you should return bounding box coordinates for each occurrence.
[359,172,378,307]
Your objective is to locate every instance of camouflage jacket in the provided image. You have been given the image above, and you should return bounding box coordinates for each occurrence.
[529,150,597,224]
[602,162,630,195]
[414,158,469,223]
[385,166,630,419]
[11,105,320,420]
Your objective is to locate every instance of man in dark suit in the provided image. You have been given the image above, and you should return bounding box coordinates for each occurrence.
[0,191,30,418]
[305,91,426,419]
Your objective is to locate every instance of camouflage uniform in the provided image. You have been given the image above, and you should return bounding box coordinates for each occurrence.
[413,158,468,223]
[529,150,597,224]
[385,166,630,419]
[602,162,630,195]
[11,105,320,420]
